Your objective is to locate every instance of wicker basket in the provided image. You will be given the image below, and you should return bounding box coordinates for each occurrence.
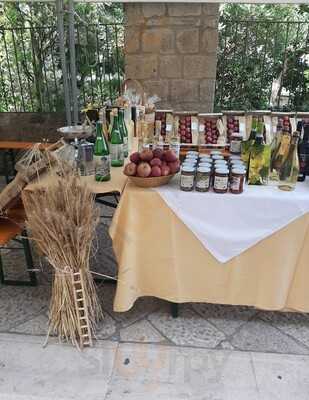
[128,174,175,188]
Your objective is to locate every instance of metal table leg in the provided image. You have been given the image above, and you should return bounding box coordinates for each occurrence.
[170,303,179,318]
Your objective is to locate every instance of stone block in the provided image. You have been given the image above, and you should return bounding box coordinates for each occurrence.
[170,79,199,103]
[142,79,169,101]
[204,16,219,29]
[142,29,175,54]
[125,28,140,54]
[124,3,144,26]
[147,16,202,27]
[201,28,219,54]
[126,55,158,80]
[159,55,182,78]
[202,3,220,16]
[142,3,166,18]
[168,3,202,17]
[176,29,199,54]
[200,79,216,103]
[184,55,217,79]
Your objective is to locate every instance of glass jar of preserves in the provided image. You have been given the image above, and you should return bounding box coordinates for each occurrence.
[196,166,211,192]
[180,165,195,191]
[230,133,243,154]
[214,167,229,193]
[230,168,246,194]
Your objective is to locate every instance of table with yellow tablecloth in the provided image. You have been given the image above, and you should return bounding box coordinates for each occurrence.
[110,181,309,313]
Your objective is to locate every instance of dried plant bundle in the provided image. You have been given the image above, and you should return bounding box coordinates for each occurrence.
[22,160,103,349]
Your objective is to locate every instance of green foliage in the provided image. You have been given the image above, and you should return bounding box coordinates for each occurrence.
[216,4,309,111]
[0,2,124,112]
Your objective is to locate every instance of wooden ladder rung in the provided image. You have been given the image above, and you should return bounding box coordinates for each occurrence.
[76,289,83,293]
[81,325,88,329]
[78,307,85,311]
[74,281,81,284]
[82,334,89,338]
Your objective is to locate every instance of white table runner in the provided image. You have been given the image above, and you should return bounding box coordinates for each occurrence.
[155,177,309,263]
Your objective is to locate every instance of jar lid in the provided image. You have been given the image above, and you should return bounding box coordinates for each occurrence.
[231,133,243,139]
[212,155,224,160]
[215,167,229,174]
[182,165,195,172]
[232,168,246,174]
[231,159,245,164]
[210,150,222,155]
[187,151,199,156]
[186,154,198,159]
[214,159,227,164]
[197,166,211,173]
[183,159,197,164]
[198,162,212,168]
[229,155,242,160]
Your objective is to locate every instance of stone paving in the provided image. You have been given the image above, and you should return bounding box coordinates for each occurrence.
[1,196,309,356]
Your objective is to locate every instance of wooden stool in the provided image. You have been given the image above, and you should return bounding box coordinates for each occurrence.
[0,206,37,286]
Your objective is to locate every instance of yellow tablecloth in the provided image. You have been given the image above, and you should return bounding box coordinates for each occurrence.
[25,164,128,195]
[110,182,309,313]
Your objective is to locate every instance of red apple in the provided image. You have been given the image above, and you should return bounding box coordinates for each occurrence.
[124,162,137,176]
[150,166,161,177]
[130,152,140,164]
[153,148,164,160]
[168,160,180,174]
[164,149,177,163]
[137,162,151,177]
[140,149,153,162]
[150,158,162,167]
[161,165,171,176]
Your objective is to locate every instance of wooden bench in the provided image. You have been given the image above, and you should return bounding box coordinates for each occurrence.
[0,204,37,286]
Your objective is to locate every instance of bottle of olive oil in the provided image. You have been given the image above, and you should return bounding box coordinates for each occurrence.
[110,108,124,167]
[278,131,300,191]
[272,125,291,172]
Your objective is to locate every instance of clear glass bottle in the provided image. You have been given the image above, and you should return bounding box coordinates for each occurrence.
[110,108,124,167]
[169,120,180,157]
[278,131,300,191]
[94,121,111,181]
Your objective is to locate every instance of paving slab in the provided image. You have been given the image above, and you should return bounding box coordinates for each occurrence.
[0,333,117,400]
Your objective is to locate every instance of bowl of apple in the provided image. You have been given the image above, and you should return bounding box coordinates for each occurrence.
[123,148,180,188]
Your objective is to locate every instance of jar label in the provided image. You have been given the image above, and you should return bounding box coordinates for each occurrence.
[180,174,194,189]
[230,139,242,154]
[94,155,110,178]
[110,144,124,161]
[231,176,241,191]
[196,175,210,189]
[214,175,228,190]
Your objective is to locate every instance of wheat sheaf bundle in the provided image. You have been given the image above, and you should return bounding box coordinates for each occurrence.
[22,163,103,349]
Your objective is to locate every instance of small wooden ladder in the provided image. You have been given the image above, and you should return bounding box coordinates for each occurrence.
[72,271,93,349]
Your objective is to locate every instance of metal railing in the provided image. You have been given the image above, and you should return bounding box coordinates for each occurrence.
[215,19,309,111]
[0,19,308,113]
[0,22,124,113]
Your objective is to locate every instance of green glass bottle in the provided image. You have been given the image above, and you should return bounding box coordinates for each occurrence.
[94,121,111,181]
[110,109,124,167]
[119,108,129,158]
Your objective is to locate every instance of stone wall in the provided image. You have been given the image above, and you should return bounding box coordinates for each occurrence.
[124,3,219,112]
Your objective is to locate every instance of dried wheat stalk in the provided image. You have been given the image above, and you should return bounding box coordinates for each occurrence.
[22,161,103,349]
